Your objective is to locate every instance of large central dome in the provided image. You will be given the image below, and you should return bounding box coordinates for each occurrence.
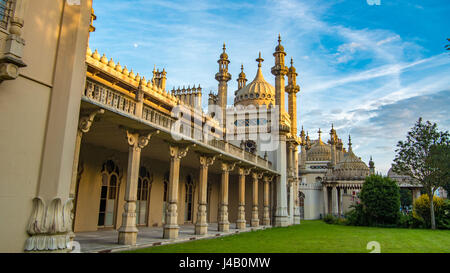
[234,53,275,107]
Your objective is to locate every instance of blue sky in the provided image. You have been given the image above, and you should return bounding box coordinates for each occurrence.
[89,0,450,175]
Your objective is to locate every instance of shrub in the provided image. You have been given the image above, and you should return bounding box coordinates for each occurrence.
[413,195,450,229]
[359,175,401,226]
[323,214,337,224]
[345,203,367,226]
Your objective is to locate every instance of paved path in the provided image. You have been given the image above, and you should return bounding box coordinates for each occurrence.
[75,223,269,253]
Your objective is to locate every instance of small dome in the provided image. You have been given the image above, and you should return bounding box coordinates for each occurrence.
[306,139,331,161]
[332,149,369,180]
[235,54,275,106]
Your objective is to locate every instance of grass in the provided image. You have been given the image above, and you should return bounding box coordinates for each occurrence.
[125,220,450,253]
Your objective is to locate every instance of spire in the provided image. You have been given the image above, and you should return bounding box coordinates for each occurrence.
[278,33,281,45]
[348,135,352,152]
[256,52,264,68]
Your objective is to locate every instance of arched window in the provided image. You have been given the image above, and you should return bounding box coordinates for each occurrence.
[185,175,194,222]
[136,166,152,226]
[298,192,305,220]
[98,160,120,228]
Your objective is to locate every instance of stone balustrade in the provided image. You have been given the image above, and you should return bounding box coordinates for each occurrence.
[83,78,274,171]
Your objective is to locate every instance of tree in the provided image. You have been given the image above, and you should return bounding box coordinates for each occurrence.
[446,38,450,51]
[392,118,450,229]
[359,175,401,226]
[400,188,413,210]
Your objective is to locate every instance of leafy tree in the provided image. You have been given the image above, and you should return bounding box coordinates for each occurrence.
[359,175,401,226]
[446,38,450,51]
[400,188,413,210]
[392,118,450,229]
[413,194,450,229]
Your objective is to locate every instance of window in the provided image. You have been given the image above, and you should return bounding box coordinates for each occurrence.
[0,0,14,30]
[185,175,194,222]
[298,192,305,220]
[244,140,256,153]
[98,160,120,228]
[136,166,152,226]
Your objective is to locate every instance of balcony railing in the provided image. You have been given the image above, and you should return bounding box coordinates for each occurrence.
[83,78,273,171]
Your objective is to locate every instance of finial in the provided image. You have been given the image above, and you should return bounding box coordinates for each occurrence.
[241,63,244,72]
[256,52,264,68]
[318,128,322,141]
[348,135,352,151]
[290,57,293,66]
[278,33,281,45]
[223,42,226,52]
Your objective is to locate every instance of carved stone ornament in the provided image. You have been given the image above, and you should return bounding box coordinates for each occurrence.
[25,197,74,252]
[79,109,105,133]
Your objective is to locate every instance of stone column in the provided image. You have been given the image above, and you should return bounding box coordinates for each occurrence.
[263,176,272,226]
[118,130,158,245]
[218,161,236,232]
[69,109,104,230]
[338,188,343,217]
[323,186,328,216]
[163,144,190,239]
[331,186,338,216]
[251,172,262,227]
[195,154,215,235]
[70,109,104,199]
[274,135,289,227]
[237,167,250,229]
[293,179,301,225]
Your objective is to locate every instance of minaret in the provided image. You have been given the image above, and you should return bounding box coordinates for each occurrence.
[237,64,247,89]
[271,35,289,227]
[286,57,300,138]
[300,126,307,170]
[160,68,167,90]
[329,124,337,167]
[271,34,288,125]
[369,156,375,175]
[215,43,231,129]
[348,135,353,152]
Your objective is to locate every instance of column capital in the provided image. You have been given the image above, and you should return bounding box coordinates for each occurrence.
[78,108,104,133]
[252,172,263,180]
[198,153,216,167]
[168,143,192,159]
[238,166,253,176]
[124,128,159,149]
[221,161,236,172]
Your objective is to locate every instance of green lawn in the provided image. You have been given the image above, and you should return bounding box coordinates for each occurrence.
[126,220,450,253]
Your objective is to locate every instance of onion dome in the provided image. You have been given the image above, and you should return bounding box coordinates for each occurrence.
[275,34,284,52]
[332,135,369,179]
[234,52,275,106]
[288,57,296,73]
[220,43,228,60]
[306,129,331,161]
[238,64,246,78]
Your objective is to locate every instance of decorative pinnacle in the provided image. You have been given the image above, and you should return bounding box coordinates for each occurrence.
[348,135,352,150]
[290,57,293,66]
[318,128,322,140]
[223,42,226,52]
[278,33,281,45]
[241,64,244,72]
[256,52,264,67]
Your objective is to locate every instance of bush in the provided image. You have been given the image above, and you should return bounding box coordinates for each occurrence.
[413,195,450,229]
[323,214,337,224]
[345,203,368,226]
[359,175,401,226]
